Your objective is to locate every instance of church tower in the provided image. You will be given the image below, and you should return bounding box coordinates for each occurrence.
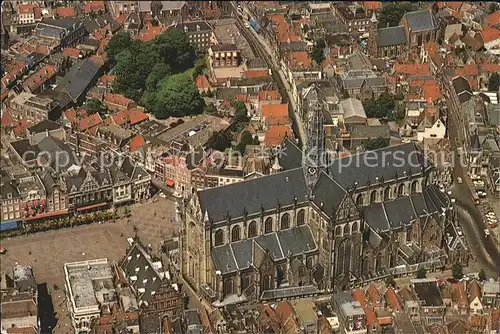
[303,100,328,191]
[367,11,378,57]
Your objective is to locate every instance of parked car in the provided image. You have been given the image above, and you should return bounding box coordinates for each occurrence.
[484,229,490,237]
[457,177,463,184]
[173,191,182,198]
[159,192,166,198]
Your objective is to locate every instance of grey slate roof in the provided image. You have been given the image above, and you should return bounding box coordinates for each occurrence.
[364,185,448,233]
[28,120,61,134]
[121,243,162,302]
[37,136,75,169]
[280,41,308,52]
[41,18,80,30]
[174,20,212,33]
[329,143,430,190]
[311,172,347,218]
[55,58,101,101]
[198,168,307,223]
[211,226,316,274]
[376,26,407,47]
[278,137,303,171]
[404,9,438,32]
[345,124,390,139]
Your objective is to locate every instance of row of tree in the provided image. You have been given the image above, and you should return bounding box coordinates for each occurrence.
[107,30,204,119]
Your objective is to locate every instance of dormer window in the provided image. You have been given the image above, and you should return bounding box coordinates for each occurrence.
[7,193,12,199]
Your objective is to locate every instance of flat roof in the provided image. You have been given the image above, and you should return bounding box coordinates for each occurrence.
[64,259,115,310]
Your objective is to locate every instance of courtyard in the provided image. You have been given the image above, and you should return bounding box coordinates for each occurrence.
[0,197,178,333]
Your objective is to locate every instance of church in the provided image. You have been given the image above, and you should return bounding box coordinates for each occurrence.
[179,141,455,306]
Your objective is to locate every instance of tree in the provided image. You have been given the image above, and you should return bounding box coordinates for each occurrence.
[152,28,196,73]
[378,3,415,28]
[107,31,134,59]
[385,275,396,287]
[252,135,260,145]
[233,101,249,123]
[364,92,397,120]
[416,267,427,279]
[311,39,326,65]
[478,269,487,282]
[488,72,500,91]
[192,57,207,79]
[146,62,171,91]
[452,263,464,280]
[489,3,499,13]
[149,73,204,119]
[363,137,390,151]
[85,98,108,116]
[113,50,146,101]
[207,131,231,151]
[204,102,217,114]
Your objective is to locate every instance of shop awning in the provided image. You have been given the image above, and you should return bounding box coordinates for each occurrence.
[24,209,69,222]
[166,179,175,187]
[76,202,108,212]
[0,220,21,231]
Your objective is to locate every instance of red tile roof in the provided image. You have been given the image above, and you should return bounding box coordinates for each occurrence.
[244,69,270,78]
[480,27,500,43]
[13,119,32,138]
[55,7,76,18]
[363,306,378,326]
[490,308,500,332]
[104,93,134,110]
[18,4,36,15]
[481,63,500,73]
[236,94,249,102]
[275,302,295,322]
[83,1,105,13]
[259,90,281,102]
[486,11,500,27]
[468,280,482,302]
[63,48,80,59]
[79,113,103,132]
[423,42,439,56]
[286,51,312,69]
[111,110,130,126]
[6,327,37,334]
[1,110,15,127]
[195,75,211,90]
[423,83,441,104]
[90,55,106,67]
[98,75,116,87]
[451,282,468,305]
[394,63,430,76]
[352,289,367,307]
[128,108,149,125]
[363,1,381,10]
[265,125,294,147]
[268,14,301,43]
[367,283,382,305]
[129,135,146,152]
[1,61,26,88]
[455,64,479,76]
[23,65,57,93]
[385,287,402,311]
[262,104,289,126]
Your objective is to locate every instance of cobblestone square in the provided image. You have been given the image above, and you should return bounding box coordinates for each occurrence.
[0,197,178,333]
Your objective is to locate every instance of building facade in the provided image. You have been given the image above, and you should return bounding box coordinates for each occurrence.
[180,143,452,305]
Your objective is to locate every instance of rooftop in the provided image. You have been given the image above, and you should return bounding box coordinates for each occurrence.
[64,259,115,310]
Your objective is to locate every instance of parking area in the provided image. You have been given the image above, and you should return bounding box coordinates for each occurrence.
[0,197,178,333]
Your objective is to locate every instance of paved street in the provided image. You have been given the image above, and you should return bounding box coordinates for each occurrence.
[0,197,178,333]
[232,1,307,147]
[445,91,500,276]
